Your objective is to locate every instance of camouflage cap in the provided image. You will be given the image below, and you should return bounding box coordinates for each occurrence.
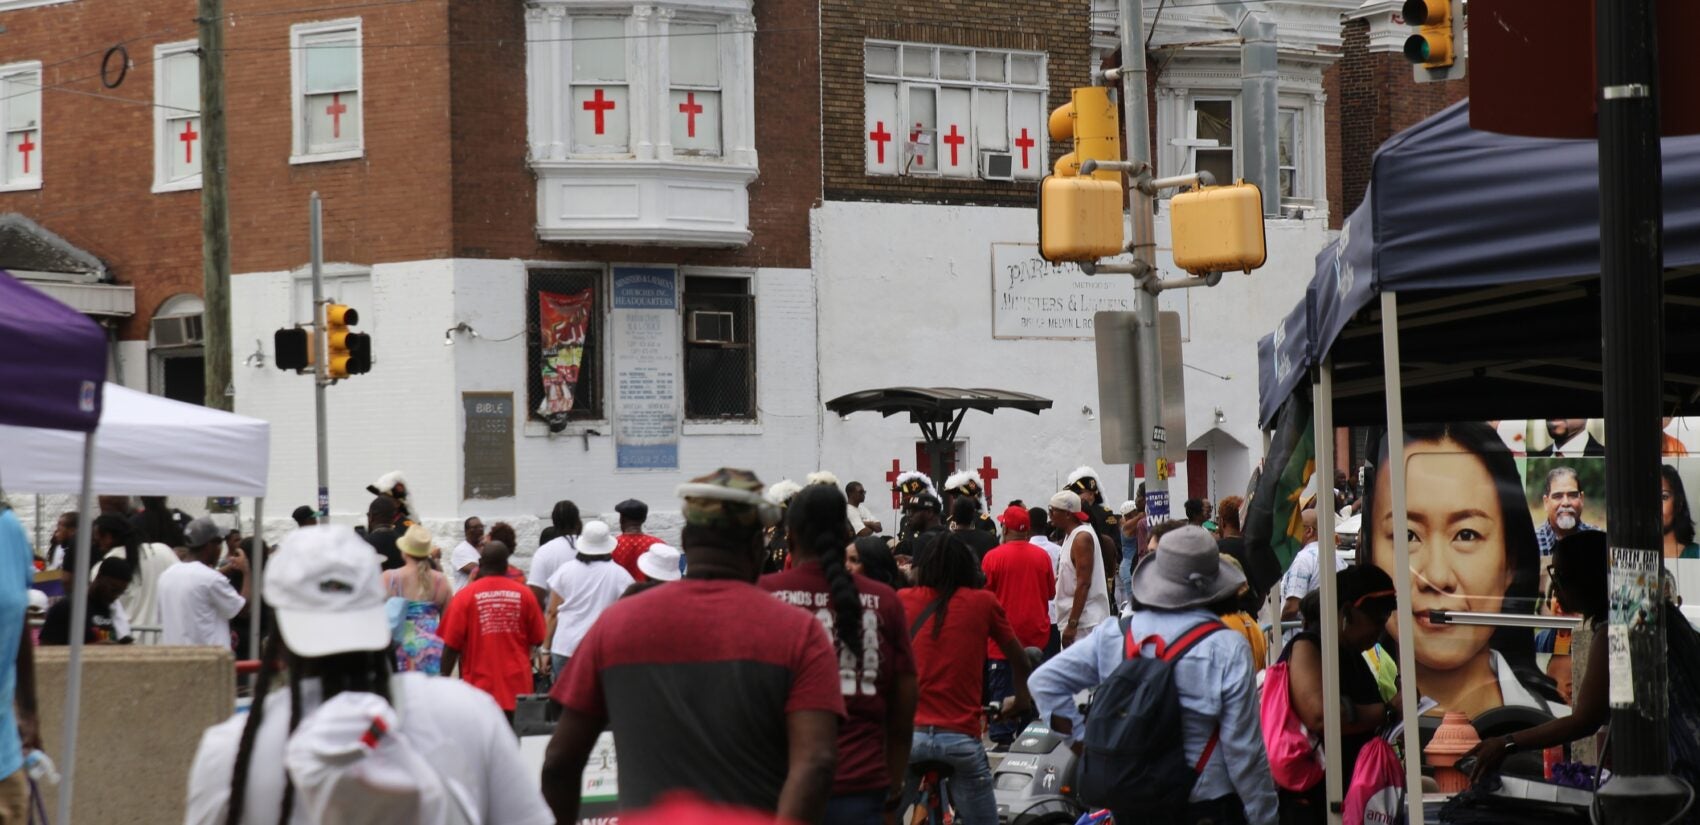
[676,468,781,529]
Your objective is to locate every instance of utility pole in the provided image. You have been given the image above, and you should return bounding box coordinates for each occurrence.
[1593,0,1688,820]
[1116,0,1170,523]
[310,193,331,520]
[198,0,232,412]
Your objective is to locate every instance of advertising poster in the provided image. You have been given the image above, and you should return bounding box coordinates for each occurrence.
[537,289,593,417]
[612,267,679,471]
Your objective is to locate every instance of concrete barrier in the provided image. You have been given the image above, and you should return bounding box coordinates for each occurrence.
[36,645,235,824]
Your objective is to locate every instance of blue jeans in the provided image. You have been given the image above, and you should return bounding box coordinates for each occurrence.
[551,654,570,681]
[822,790,885,825]
[983,660,1020,746]
[1118,548,1135,609]
[903,730,997,825]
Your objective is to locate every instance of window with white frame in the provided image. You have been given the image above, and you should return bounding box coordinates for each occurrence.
[570,16,630,154]
[1,63,42,190]
[291,20,362,162]
[669,22,722,156]
[863,42,1045,180]
[1278,107,1303,200]
[1190,98,1234,186]
[154,43,201,190]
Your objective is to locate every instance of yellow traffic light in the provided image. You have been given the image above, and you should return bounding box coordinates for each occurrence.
[1170,182,1267,276]
[1402,0,1454,68]
[325,304,371,379]
[1039,86,1125,263]
[1048,87,1121,182]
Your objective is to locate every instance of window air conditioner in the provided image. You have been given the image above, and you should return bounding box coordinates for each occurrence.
[980,152,1014,181]
[151,314,205,348]
[688,310,736,345]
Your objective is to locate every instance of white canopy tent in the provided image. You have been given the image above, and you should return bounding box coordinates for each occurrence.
[0,382,270,825]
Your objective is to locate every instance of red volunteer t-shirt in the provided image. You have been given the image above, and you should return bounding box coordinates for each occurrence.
[898,587,1016,737]
[760,563,916,795]
[438,576,546,711]
[982,540,1056,659]
[614,533,663,582]
[552,579,846,813]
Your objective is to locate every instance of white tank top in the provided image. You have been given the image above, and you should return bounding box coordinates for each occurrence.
[1053,523,1112,632]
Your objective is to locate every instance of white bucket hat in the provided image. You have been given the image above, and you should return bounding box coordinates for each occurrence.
[637,544,683,581]
[577,520,617,556]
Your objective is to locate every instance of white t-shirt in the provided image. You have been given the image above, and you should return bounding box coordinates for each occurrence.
[546,555,633,658]
[155,561,245,646]
[526,535,578,593]
[102,542,179,632]
[450,541,481,590]
[184,672,552,825]
[1028,535,1065,622]
[1052,524,1112,633]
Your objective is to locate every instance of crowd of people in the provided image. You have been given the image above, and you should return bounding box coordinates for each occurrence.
[3,441,1679,825]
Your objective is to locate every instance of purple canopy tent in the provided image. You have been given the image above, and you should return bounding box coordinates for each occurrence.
[0,270,105,825]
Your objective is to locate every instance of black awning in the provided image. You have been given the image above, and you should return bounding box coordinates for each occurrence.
[825,387,1052,423]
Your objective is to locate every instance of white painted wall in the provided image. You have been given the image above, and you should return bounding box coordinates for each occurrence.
[229,257,820,560]
[813,200,1332,518]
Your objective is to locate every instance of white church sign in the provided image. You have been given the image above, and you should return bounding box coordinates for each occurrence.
[991,243,1138,340]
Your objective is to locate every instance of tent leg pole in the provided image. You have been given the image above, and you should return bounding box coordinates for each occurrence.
[56,433,96,825]
[248,497,264,663]
[1381,291,1424,825]
[1315,361,1344,824]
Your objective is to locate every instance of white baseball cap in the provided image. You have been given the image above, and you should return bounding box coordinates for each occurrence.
[265,525,390,658]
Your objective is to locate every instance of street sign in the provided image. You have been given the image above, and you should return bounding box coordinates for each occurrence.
[1094,310,1186,465]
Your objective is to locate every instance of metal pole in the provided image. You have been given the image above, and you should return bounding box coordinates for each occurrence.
[247,496,263,662]
[1379,292,1424,825]
[1118,0,1169,522]
[311,193,330,521]
[55,433,97,825]
[1314,362,1344,824]
[1594,0,1688,819]
[198,0,232,412]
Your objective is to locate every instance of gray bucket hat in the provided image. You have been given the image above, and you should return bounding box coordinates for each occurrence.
[1130,524,1246,610]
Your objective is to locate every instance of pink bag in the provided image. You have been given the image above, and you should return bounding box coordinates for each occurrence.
[1259,661,1325,792]
[1343,737,1405,825]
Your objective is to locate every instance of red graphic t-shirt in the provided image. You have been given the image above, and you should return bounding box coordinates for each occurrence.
[438,576,546,711]
[613,533,662,582]
[898,587,1016,736]
[761,563,915,794]
[981,540,1057,659]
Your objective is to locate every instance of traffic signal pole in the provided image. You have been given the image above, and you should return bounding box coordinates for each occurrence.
[1116,0,1171,526]
[310,193,331,521]
[1593,0,1690,820]
[198,0,232,411]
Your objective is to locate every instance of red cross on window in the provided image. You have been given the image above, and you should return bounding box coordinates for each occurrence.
[583,89,616,135]
[942,124,965,167]
[909,123,925,164]
[179,121,199,164]
[678,92,704,138]
[885,459,903,510]
[978,456,1000,507]
[324,94,348,139]
[869,120,892,164]
[16,132,35,175]
[1015,128,1035,169]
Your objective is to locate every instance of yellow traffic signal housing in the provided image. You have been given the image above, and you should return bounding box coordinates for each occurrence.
[1402,0,1455,68]
[325,304,367,379]
[1170,182,1267,276]
[1048,87,1122,181]
[1040,177,1125,263]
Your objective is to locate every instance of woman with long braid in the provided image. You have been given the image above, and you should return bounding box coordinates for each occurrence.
[183,525,549,825]
[760,483,918,825]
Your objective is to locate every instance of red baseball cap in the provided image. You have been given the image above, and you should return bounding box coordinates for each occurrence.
[997,505,1031,532]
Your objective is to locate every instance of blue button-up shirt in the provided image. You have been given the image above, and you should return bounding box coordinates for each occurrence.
[1028,608,1278,825]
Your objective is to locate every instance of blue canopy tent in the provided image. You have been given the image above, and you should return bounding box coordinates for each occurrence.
[1255,100,1700,823]
[0,270,106,825]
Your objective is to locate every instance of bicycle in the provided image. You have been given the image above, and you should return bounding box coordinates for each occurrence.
[903,703,1005,825]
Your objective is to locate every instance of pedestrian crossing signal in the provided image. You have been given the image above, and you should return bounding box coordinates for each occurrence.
[274,327,312,372]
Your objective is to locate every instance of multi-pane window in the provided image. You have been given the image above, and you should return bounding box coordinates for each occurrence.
[1,63,42,189]
[154,44,201,189]
[1278,107,1303,199]
[683,275,755,420]
[669,22,721,156]
[1191,99,1234,186]
[528,269,605,422]
[292,20,362,160]
[570,17,630,153]
[864,42,1045,180]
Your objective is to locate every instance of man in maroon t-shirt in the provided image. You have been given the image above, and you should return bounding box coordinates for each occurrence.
[440,541,546,719]
[981,505,1056,749]
[612,499,663,582]
[542,470,845,824]
[898,534,1034,825]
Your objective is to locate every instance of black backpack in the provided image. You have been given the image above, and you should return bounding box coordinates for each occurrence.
[1077,617,1226,815]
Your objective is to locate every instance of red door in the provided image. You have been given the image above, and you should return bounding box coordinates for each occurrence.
[1187,449,1209,502]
